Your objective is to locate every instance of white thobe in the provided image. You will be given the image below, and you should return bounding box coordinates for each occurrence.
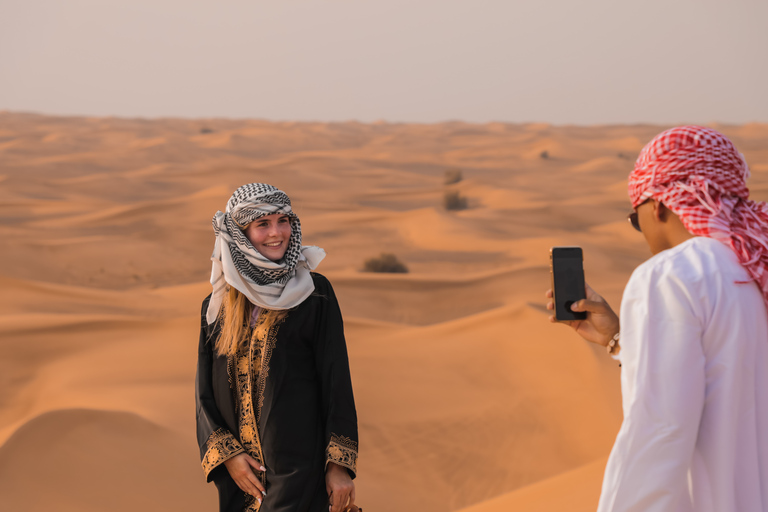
[598,237,768,512]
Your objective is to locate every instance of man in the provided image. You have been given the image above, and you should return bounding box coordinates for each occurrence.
[547,126,768,511]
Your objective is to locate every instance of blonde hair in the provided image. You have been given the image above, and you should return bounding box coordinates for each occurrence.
[215,286,288,358]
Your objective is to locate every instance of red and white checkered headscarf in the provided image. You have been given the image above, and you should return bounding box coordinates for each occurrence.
[628,125,768,308]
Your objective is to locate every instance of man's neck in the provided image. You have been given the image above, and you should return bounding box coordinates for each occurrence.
[661,216,696,252]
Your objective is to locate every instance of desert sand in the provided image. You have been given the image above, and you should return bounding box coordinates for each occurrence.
[0,112,766,512]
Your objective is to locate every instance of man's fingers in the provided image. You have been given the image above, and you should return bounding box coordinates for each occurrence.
[571,299,608,313]
[545,289,553,299]
[550,314,580,329]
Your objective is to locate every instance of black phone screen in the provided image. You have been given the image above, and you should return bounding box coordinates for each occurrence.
[550,247,587,321]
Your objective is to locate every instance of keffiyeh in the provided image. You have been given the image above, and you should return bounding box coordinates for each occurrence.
[206,183,326,324]
[628,125,768,308]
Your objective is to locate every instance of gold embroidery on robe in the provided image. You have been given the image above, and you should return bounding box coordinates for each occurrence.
[201,428,245,478]
[232,313,286,512]
[326,433,358,474]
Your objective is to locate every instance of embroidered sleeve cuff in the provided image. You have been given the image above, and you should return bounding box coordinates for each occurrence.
[202,428,245,479]
[325,433,358,477]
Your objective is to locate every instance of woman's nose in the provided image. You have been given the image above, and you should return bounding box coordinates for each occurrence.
[267,222,283,237]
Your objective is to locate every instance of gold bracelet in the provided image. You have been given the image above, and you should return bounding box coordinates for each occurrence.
[606,332,620,355]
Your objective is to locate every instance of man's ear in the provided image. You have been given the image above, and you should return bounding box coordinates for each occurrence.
[653,200,668,222]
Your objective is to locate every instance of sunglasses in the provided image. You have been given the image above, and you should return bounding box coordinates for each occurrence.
[627,199,657,232]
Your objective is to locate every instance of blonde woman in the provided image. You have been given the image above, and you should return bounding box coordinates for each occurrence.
[196,184,359,512]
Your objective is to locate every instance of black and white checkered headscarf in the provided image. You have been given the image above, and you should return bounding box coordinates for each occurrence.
[206,183,326,324]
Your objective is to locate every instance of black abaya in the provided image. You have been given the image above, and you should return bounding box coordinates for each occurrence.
[196,273,358,512]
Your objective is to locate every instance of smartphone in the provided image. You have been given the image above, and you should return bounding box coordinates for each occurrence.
[550,246,587,321]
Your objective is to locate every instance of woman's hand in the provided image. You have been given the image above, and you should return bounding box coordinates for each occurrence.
[546,283,619,347]
[326,462,356,512]
[223,453,266,504]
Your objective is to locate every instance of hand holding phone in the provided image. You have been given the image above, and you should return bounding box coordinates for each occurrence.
[546,247,621,347]
[549,246,587,322]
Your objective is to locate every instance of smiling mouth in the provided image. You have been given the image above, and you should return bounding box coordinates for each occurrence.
[263,241,283,248]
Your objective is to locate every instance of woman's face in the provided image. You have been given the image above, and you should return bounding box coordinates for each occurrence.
[244,213,292,262]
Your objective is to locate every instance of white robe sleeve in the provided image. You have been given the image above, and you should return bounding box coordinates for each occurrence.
[597,265,706,512]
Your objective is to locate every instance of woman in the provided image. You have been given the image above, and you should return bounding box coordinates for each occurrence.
[196,183,359,512]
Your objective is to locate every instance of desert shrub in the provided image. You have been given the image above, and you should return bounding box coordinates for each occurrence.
[540,150,549,159]
[363,253,409,273]
[443,190,468,211]
[200,127,214,134]
[444,168,463,185]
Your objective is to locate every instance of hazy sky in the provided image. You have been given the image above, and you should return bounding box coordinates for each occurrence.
[1,0,766,124]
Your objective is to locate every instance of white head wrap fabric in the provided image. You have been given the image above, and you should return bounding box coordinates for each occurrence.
[206,183,326,324]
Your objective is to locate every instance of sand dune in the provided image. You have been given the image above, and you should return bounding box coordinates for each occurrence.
[0,409,214,512]
[327,267,550,325]
[456,458,607,512]
[350,304,622,510]
[0,112,766,511]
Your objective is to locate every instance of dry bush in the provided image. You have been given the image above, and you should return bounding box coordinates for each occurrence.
[363,253,409,273]
[444,168,463,185]
[444,190,468,211]
[540,150,549,159]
